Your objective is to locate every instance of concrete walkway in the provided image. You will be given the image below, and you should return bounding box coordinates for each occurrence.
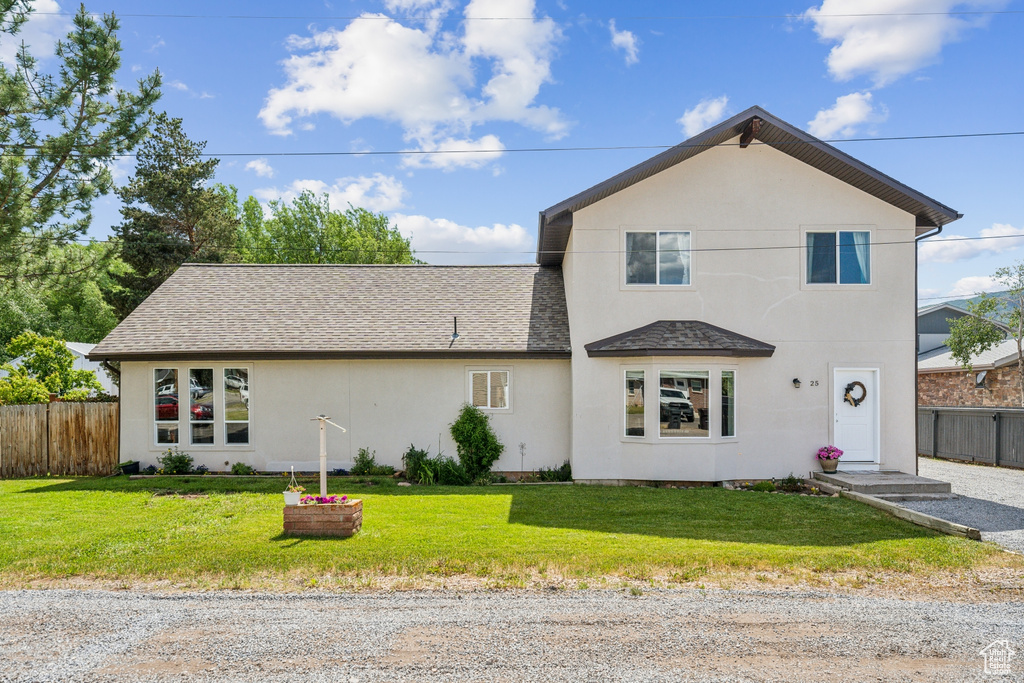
[905,458,1024,553]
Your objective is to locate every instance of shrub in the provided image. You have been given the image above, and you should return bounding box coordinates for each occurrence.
[537,460,572,482]
[450,404,504,481]
[778,473,803,492]
[142,464,158,475]
[157,447,193,475]
[751,480,776,493]
[194,464,210,475]
[401,444,469,485]
[230,462,255,475]
[351,448,396,476]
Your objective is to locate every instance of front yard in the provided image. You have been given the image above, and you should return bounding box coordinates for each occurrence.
[0,476,1018,591]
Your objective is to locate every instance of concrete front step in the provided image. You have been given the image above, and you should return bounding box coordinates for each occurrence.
[812,471,952,495]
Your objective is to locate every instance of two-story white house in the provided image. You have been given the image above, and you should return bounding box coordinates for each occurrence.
[90,107,960,481]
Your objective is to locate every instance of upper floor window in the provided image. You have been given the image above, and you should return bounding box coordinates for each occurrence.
[806,231,870,284]
[626,231,691,285]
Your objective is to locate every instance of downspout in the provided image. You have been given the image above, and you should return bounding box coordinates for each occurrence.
[914,223,946,476]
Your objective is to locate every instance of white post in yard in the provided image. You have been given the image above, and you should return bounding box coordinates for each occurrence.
[311,414,347,497]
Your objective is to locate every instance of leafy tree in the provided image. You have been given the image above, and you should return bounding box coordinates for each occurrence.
[106,114,238,318]
[0,243,120,359]
[238,191,417,264]
[946,261,1024,405]
[0,2,161,284]
[0,331,101,403]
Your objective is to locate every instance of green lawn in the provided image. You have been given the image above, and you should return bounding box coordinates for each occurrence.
[0,476,1012,588]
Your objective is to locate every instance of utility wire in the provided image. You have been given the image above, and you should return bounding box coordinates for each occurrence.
[2,130,1022,159]
[28,10,1024,21]
[17,231,1024,255]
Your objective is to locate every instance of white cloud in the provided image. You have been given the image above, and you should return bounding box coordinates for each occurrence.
[167,79,215,99]
[947,275,1002,297]
[168,80,189,91]
[677,96,729,138]
[803,0,1006,87]
[807,91,886,138]
[392,213,534,264]
[253,174,407,213]
[244,158,275,178]
[259,0,567,170]
[919,223,1024,264]
[609,19,639,65]
[0,0,71,66]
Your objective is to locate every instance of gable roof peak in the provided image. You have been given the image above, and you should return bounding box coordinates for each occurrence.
[537,105,961,265]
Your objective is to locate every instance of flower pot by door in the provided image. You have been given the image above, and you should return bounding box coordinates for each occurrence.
[820,459,839,474]
[283,491,301,506]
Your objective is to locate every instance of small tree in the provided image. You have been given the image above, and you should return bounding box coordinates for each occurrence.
[946,261,1024,406]
[0,331,101,401]
[449,404,504,480]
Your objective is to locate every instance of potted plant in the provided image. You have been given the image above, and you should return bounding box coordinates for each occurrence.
[816,445,843,473]
[283,467,305,506]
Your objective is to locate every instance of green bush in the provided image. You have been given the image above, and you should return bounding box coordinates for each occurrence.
[230,462,255,475]
[777,473,803,492]
[401,444,469,485]
[450,404,504,481]
[751,480,776,493]
[351,447,396,476]
[537,460,573,482]
[157,447,193,475]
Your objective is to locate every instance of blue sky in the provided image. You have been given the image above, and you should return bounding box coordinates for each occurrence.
[7,0,1023,301]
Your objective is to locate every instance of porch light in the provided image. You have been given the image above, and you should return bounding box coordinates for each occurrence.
[792,378,801,388]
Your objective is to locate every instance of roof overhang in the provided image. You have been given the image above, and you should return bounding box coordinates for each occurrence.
[537,106,962,265]
[583,320,776,358]
[88,350,573,363]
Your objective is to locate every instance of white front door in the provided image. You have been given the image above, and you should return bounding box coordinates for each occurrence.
[834,368,879,467]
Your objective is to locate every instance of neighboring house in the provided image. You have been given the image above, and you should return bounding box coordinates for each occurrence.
[1,341,118,396]
[90,106,961,480]
[918,341,1021,407]
[916,297,1016,407]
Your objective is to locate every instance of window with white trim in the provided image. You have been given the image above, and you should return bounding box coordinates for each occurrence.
[190,368,215,444]
[626,230,691,285]
[624,370,645,437]
[659,370,709,438]
[806,230,870,284]
[224,368,250,444]
[470,370,509,409]
[154,369,179,444]
[721,370,736,438]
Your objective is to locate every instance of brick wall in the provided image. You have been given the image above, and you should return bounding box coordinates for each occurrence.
[918,365,1022,407]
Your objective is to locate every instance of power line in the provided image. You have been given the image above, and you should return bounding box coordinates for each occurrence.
[28,9,1024,21]
[18,230,1024,256]
[2,130,1022,159]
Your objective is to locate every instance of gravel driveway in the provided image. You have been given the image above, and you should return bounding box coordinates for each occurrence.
[1,589,1022,682]
[905,458,1024,554]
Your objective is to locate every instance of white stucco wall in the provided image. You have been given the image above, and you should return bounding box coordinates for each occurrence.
[120,358,571,473]
[562,134,920,481]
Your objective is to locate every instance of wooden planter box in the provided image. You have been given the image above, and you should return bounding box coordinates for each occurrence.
[283,499,362,537]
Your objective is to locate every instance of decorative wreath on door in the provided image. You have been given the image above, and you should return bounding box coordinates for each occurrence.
[843,381,867,407]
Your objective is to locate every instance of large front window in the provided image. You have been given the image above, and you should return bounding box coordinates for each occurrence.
[626,231,691,285]
[806,230,870,284]
[152,365,252,447]
[659,370,709,438]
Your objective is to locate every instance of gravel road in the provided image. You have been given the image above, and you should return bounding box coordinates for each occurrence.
[904,458,1024,554]
[1,589,1022,682]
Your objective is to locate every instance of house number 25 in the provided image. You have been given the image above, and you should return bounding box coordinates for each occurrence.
[809,380,819,387]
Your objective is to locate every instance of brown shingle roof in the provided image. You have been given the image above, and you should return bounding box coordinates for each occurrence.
[89,264,571,361]
[584,321,775,358]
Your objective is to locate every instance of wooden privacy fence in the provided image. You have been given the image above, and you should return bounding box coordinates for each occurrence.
[918,406,1024,469]
[0,402,119,477]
